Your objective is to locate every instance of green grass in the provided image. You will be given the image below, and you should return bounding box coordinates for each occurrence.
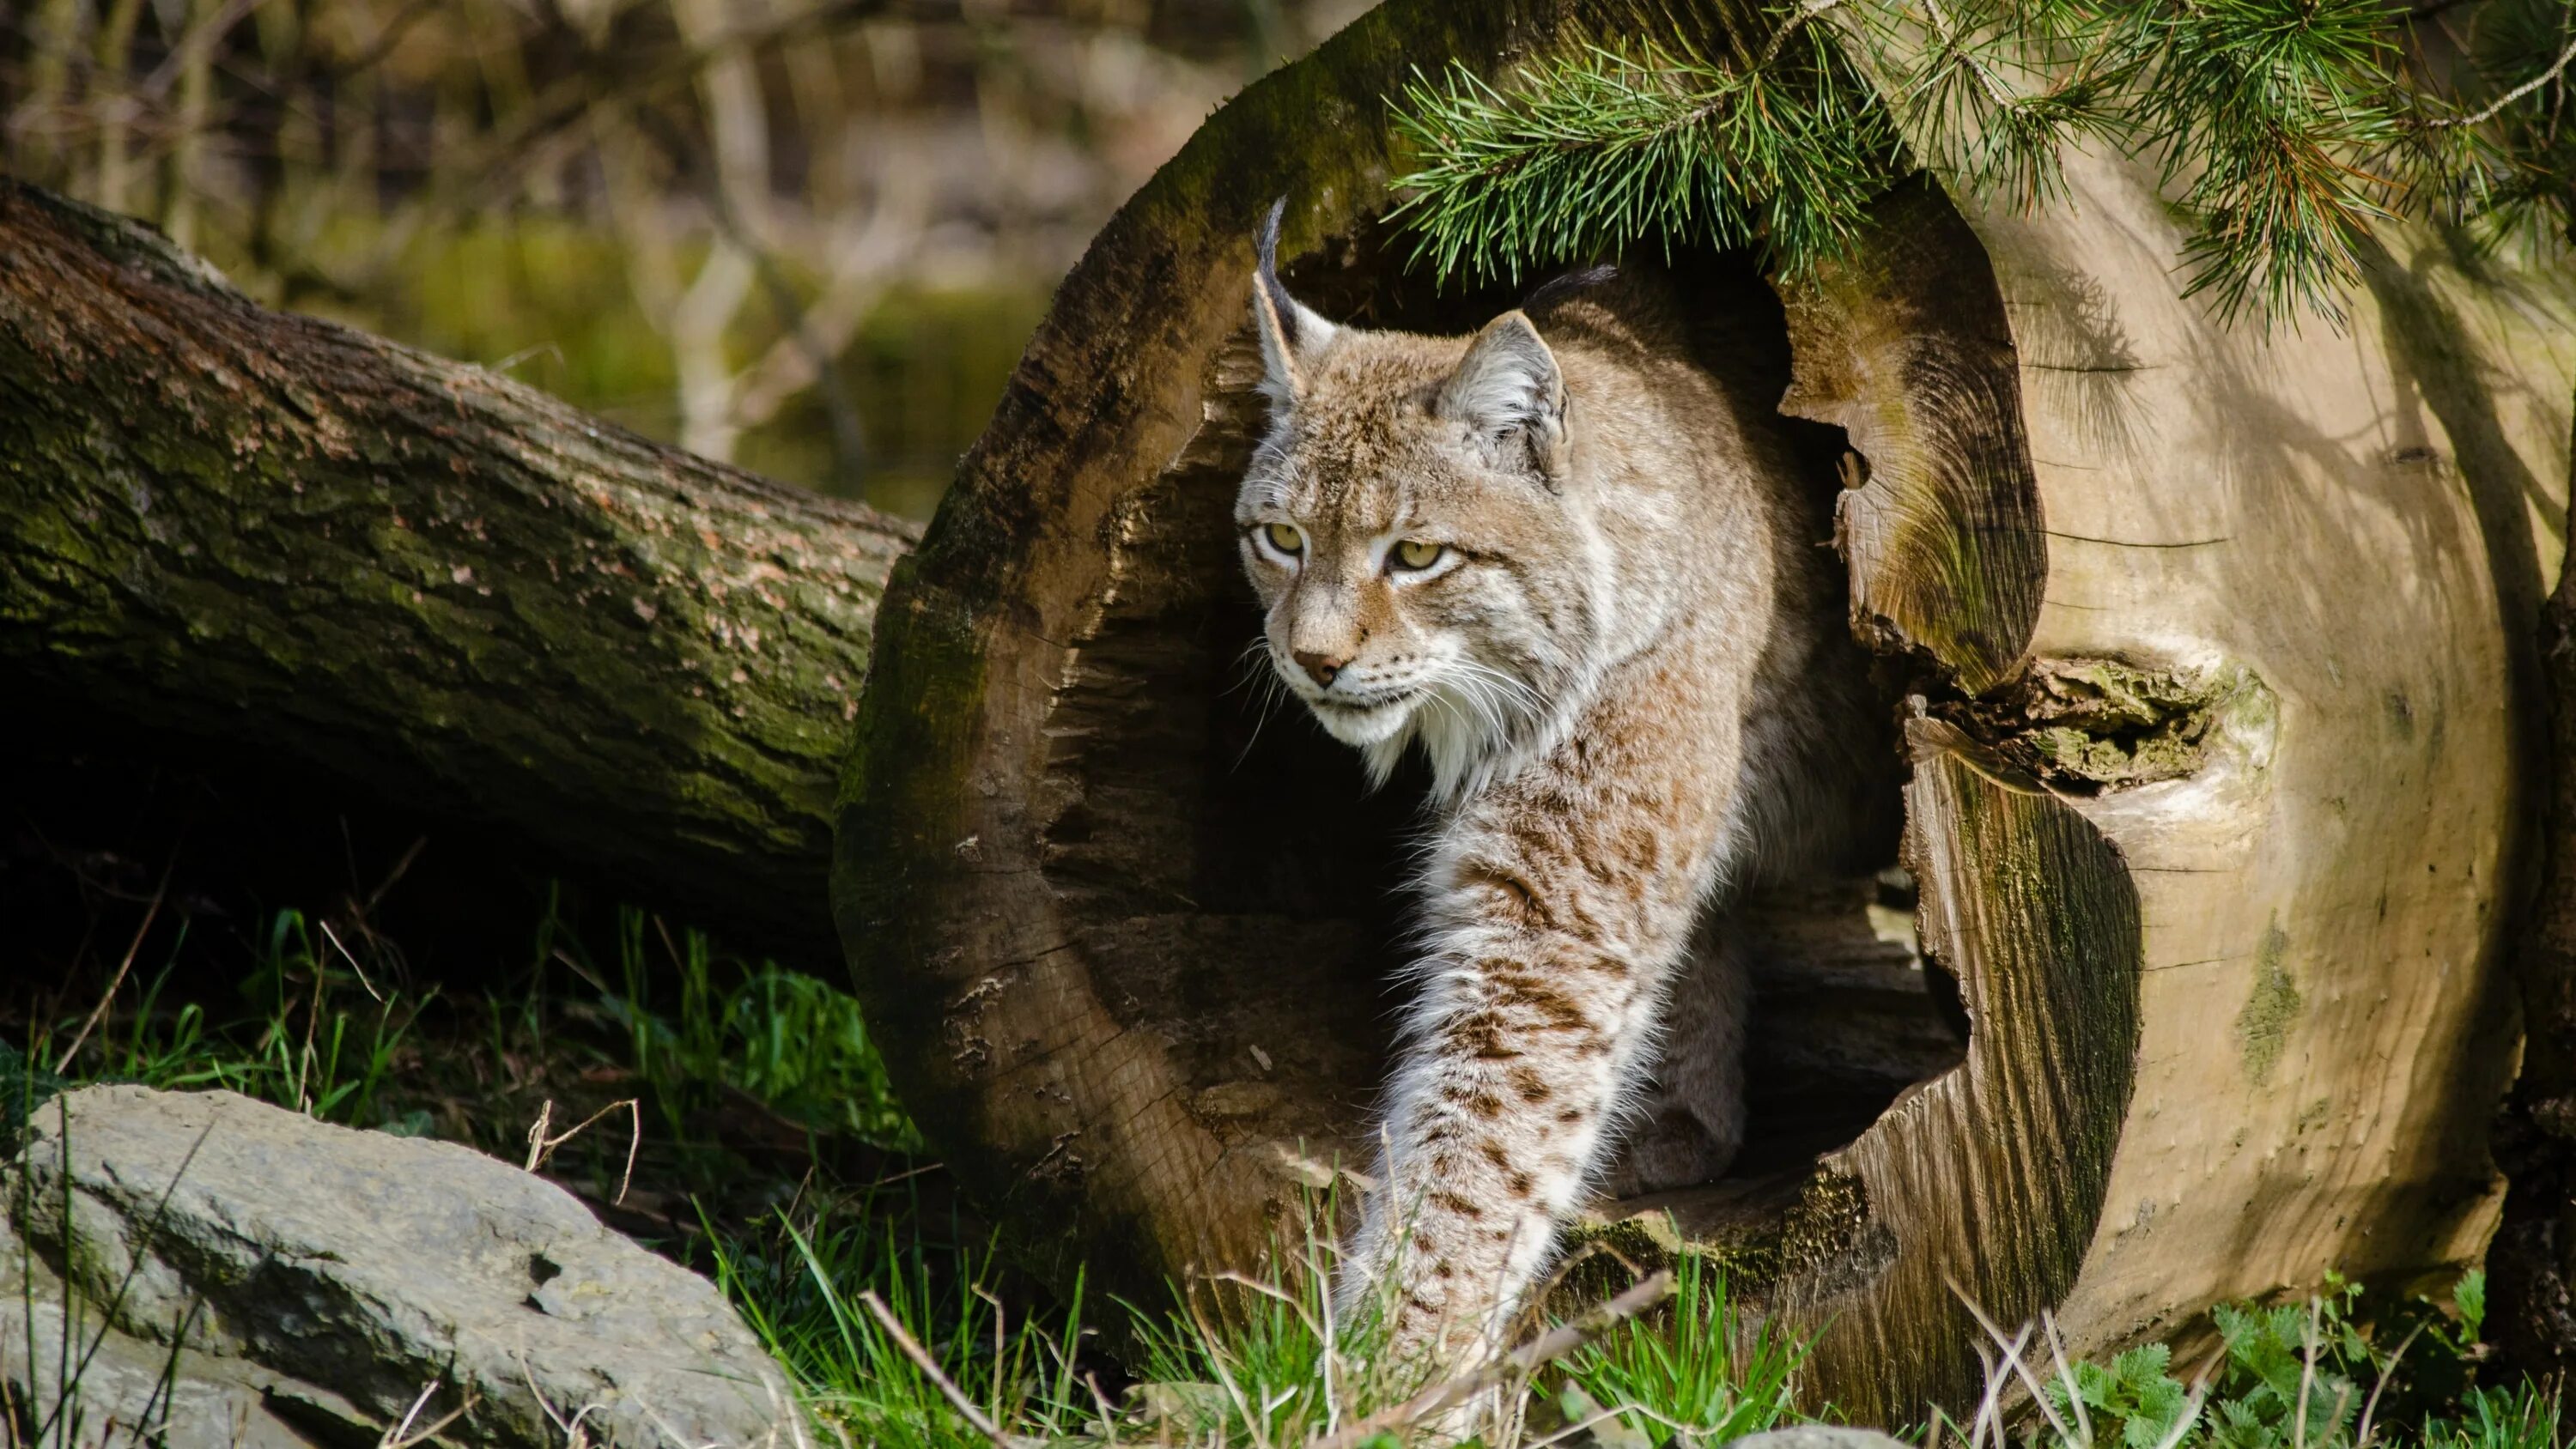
[9,894,2571,1449]
[96,909,426,1130]
[545,898,917,1149]
[692,1194,1810,1448]
[1558,1254,1807,1446]
[2424,1383,2565,1449]
[705,1210,1096,1448]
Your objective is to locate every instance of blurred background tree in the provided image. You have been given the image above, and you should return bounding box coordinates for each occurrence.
[0,0,1368,519]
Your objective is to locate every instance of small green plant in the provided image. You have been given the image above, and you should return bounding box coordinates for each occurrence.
[1984,1270,2511,1449]
[2050,1344,2197,1449]
[2201,1300,2366,1449]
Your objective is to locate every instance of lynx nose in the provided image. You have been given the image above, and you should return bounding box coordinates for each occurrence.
[1293,650,1347,688]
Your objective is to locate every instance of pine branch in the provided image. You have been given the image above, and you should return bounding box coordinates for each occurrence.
[1385,0,2575,329]
[1388,37,1903,284]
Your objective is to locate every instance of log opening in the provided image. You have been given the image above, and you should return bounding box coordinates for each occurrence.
[1228,225,1967,1193]
[956,208,1972,1282]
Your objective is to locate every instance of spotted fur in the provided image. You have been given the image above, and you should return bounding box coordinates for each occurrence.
[1236,205,1889,1379]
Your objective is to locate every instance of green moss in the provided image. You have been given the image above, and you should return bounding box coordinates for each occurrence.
[1773,1171,1871,1276]
[1556,1172,1872,1318]
[2235,918,2300,1085]
[2007,658,2274,791]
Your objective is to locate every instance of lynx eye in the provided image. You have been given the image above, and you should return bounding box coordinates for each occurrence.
[1391,539,1445,572]
[1262,522,1305,556]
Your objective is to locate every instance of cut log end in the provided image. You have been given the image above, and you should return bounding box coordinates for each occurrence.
[835,143,2106,1419]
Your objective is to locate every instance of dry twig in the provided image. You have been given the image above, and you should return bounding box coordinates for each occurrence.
[377,1379,477,1449]
[521,1097,644,1204]
[857,1288,1034,1449]
[53,856,173,1075]
[318,920,384,1003]
[2355,1321,2428,1449]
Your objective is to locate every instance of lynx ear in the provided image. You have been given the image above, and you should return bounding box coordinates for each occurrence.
[1439,311,1566,474]
[1253,197,1336,405]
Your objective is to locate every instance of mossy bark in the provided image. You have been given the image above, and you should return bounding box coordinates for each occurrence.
[0,179,918,960]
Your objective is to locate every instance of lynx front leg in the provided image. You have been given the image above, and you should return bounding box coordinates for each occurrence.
[1342,926,1670,1375]
[1340,790,1722,1375]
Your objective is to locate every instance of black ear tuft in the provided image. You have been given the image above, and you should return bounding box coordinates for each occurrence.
[1257,196,1301,349]
[1521,264,1619,314]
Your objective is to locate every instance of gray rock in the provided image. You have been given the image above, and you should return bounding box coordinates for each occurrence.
[1,1085,800,1448]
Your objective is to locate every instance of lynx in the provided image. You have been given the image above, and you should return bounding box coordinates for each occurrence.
[1235,203,1891,1374]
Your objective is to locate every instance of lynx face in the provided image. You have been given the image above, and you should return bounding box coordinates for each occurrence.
[1236,231,1609,797]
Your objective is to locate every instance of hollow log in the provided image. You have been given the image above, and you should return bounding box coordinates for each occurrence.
[831,0,2576,1423]
[0,179,917,962]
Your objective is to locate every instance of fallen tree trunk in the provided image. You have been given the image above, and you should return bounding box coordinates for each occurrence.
[830,0,2576,1425]
[0,181,917,961]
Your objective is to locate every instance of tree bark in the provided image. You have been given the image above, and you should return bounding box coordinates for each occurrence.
[0,179,918,961]
[2491,496,2576,1379]
[830,0,2576,1426]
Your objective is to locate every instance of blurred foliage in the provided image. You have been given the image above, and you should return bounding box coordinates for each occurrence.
[1,0,1370,516]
